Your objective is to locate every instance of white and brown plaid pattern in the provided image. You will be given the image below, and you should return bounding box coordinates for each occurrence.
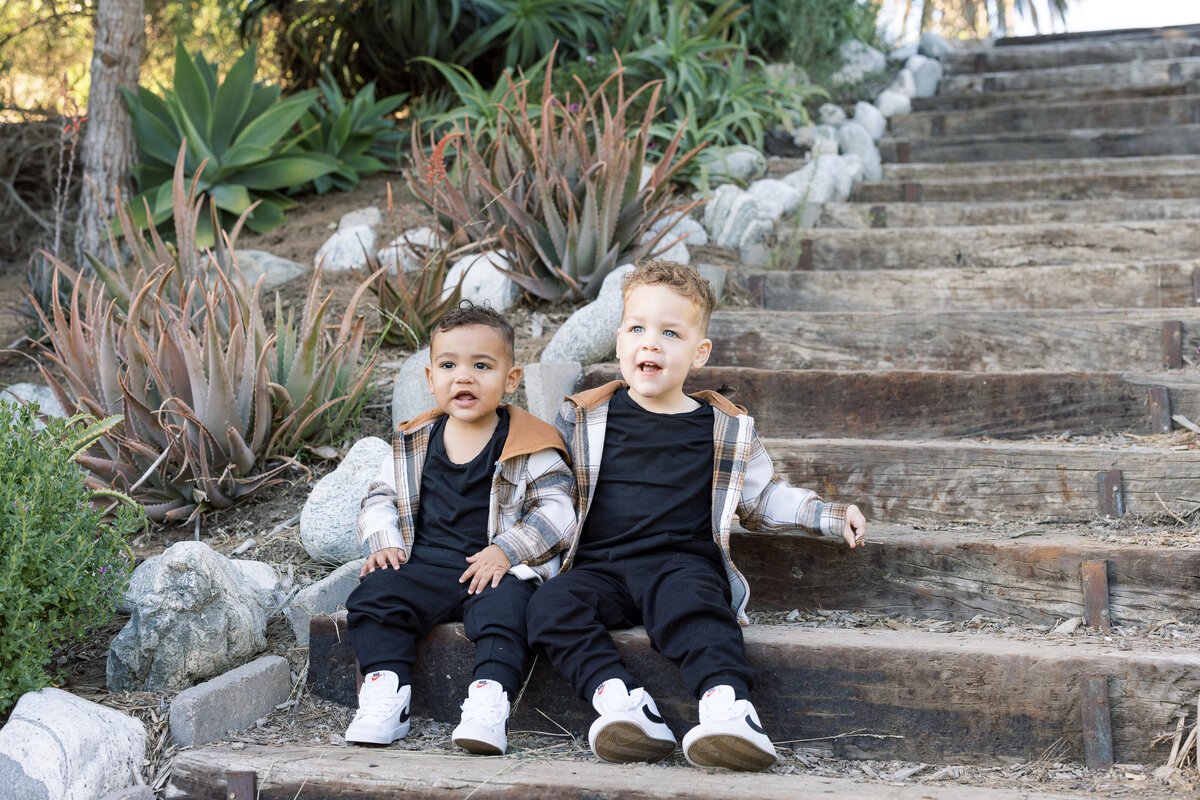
[555,381,850,624]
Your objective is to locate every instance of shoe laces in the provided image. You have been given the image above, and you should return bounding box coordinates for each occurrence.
[698,685,742,723]
[460,683,508,726]
[355,675,407,722]
[594,680,647,714]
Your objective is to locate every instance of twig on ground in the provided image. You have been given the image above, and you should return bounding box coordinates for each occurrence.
[1154,491,1190,526]
[1172,414,1200,434]
[777,730,905,745]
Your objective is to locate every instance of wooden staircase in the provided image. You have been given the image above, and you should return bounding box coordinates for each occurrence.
[169,24,1200,799]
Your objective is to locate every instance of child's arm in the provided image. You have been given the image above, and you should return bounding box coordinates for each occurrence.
[473,447,575,585]
[354,447,411,576]
[736,431,867,547]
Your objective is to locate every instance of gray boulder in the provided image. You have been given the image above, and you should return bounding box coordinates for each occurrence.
[905,54,944,98]
[540,264,635,365]
[376,227,440,274]
[817,103,847,126]
[444,251,519,312]
[649,211,708,247]
[919,31,956,58]
[888,44,919,62]
[852,101,887,141]
[641,229,690,264]
[836,121,882,182]
[300,437,392,565]
[315,224,376,272]
[738,218,775,269]
[523,362,583,423]
[889,68,917,98]
[710,191,769,250]
[391,348,435,430]
[338,206,383,231]
[831,39,887,84]
[286,559,365,646]
[701,145,767,184]
[875,88,913,118]
[231,559,286,615]
[746,178,802,221]
[0,688,145,800]
[108,542,275,692]
[0,383,65,421]
[702,184,744,238]
[235,250,308,291]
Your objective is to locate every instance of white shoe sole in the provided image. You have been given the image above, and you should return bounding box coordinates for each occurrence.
[345,719,410,745]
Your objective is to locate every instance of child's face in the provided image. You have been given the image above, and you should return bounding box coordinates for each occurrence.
[616,283,712,413]
[425,324,521,427]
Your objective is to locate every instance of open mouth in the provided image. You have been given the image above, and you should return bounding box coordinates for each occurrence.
[453,390,477,405]
[636,360,662,375]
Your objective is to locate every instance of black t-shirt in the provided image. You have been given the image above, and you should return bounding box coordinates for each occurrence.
[577,388,715,562]
[413,410,509,568]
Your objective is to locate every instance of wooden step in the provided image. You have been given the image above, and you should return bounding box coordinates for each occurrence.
[305,612,1200,764]
[995,23,1200,47]
[736,523,1200,626]
[880,123,1200,164]
[795,220,1200,270]
[582,364,1196,439]
[741,261,1199,312]
[167,744,1108,800]
[765,437,1200,521]
[879,154,1200,181]
[914,81,1198,112]
[890,95,1200,138]
[815,198,1200,228]
[854,171,1200,203]
[940,55,1200,94]
[706,309,1199,372]
[942,37,1200,74]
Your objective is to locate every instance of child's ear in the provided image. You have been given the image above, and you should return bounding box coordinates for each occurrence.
[424,363,435,393]
[692,338,712,368]
[505,364,523,395]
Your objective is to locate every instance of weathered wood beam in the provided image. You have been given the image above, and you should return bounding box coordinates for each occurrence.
[763,438,1200,521]
[307,614,1200,764]
[879,124,1200,164]
[815,198,1200,229]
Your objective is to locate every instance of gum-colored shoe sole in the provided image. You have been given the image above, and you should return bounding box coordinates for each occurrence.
[684,733,776,771]
[453,735,505,756]
[591,721,676,763]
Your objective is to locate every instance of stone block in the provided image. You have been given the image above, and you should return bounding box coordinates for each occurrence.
[285,559,365,646]
[315,225,376,272]
[169,656,292,747]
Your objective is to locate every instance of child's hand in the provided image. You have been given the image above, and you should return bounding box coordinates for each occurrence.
[841,505,867,548]
[460,544,512,594]
[361,547,406,576]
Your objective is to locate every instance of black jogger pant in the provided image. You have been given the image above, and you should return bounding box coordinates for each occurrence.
[346,551,537,696]
[526,548,754,701]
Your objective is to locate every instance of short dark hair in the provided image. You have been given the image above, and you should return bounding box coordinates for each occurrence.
[430,300,515,361]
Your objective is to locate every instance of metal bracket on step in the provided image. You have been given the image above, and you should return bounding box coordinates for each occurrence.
[931,115,945,136]
[1169,62,1184,83]
[982,76,996,93]
[1099,470,1124,517]
[796,240,813,270]
[1147,386,1172,435]
[869,206,887,228]
[1081,560,1111,632]
[1080,673,1115,770]
[902,182,921,203]
[896,141,911,163]
[226,770,257,800]
[1163,321,1183,369]
[974,53,987,73]
[1192,266,1200,304]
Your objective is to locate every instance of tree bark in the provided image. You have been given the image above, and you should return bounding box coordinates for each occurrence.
[76,0,144,265]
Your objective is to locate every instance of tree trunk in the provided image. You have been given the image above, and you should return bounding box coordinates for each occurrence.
[76,0,144,265]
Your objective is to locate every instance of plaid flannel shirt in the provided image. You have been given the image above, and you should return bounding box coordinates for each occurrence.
[354,405,575,583]
[554,381,850,624]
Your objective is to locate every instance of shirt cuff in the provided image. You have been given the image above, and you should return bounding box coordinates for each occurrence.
[818,501,851,538]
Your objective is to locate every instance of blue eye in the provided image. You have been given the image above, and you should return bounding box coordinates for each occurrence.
[631,325,644,333]
[664,330,678,338]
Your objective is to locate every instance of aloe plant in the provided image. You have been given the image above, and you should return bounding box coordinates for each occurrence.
[407,54,704,302]
[121,39,338,243]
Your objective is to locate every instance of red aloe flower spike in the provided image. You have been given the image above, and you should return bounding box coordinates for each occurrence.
[426,131,464,187]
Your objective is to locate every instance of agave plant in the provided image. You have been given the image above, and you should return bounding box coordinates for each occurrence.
[121,39,337,243]
[298,70,408,195]
[407,54,704,302]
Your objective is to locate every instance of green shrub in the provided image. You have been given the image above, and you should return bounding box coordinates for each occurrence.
[407,59,703,302]
[0,404,142,717]
[121,39,338,244]
[298,70,408,195]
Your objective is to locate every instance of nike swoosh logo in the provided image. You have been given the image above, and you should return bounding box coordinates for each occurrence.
[643,706,665,725]
[746,714,767,736]
[400,708,411,723]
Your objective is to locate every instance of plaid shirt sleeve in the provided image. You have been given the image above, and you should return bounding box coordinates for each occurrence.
[736,429,848,539]
[492,448,576,567]
[354,440,412,557]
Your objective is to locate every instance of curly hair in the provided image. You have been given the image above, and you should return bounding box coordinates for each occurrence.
[622,259,719,332]
[430,300,515,361]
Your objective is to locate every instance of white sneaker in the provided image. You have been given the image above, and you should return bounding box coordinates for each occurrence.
[452,679,510,755]
[587,678,676,763]
[682,685,777,771]
[344,670,411,745]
